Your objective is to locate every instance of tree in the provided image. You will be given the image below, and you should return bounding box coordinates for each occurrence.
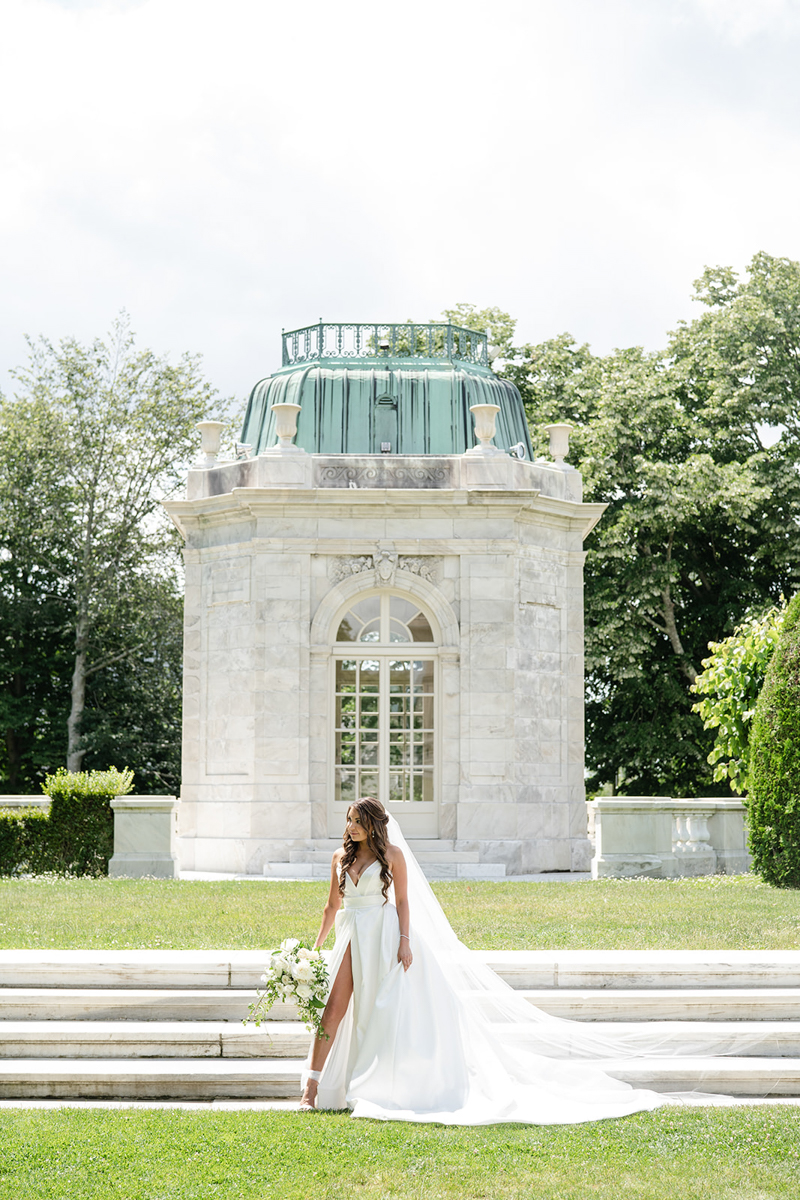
[459,255,800,795]
[691,604,785,795]
[0,393,74,789]
[438,305,517,360]
[748,590,800,887]
[1,314,221,780]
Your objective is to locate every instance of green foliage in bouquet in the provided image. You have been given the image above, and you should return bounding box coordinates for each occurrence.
[41,766,134,877]
[748,592,800,888]
[692,604,785,794]
[245,938,330,1039]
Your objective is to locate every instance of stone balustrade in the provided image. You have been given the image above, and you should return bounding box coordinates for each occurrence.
[109,796,180,879]
[590,796,750,879]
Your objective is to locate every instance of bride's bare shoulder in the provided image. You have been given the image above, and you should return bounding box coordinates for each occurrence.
[385,842,405,864]
[332,847,345,864]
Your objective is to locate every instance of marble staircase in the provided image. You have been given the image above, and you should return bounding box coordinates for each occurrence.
[1,951,799,1105]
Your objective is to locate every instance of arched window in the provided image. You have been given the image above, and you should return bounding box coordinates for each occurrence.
[332,593,437,832]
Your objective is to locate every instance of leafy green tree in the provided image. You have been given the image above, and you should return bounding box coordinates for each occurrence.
[461,255,800,795]
[0,392,73,789]
[691,604,785,794]
[748,591,800,887]
[1,314,221,787]
[438,305,517,360]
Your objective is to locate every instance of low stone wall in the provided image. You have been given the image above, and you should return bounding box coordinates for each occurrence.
[0,796,50,811]
[590,796,750,879]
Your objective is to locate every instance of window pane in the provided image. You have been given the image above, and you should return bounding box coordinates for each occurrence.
[389,661,412,692]
[390,597,419,624]
[360,661,380,690]
[389,619,411,643]
[409,613,434,642]
[352,596,380,623]
[336,768,356,805]
[336,660,357,690]
[360,773,378,799]
[359,618,381,642]
[361,741,378,766]
[336,617,358,642]
[414,660,434,689]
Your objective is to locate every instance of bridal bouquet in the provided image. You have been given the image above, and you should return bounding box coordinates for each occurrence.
[245,938,330,1038]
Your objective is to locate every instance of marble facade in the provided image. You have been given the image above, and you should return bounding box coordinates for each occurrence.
[164,445,605,876]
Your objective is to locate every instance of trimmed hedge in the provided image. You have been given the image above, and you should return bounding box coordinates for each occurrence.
[747,591,800,888]
[0,767,133,877]
[0,807,50,876]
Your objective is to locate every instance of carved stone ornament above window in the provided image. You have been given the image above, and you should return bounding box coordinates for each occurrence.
[327,555,375,584]
[326,549,442,587]
[399,556,442,584]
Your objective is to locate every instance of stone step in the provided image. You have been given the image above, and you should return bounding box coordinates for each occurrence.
[423,863,506,879]
[2,986,799,1023]
[0,1058,305,1100]
[0,1056,798,1100]
[2,1019,800,1059]
[0,990,264,1021]
[605,1058,800,1097]
[520,988,800,1021]
[475,951,800,990]
[266,861,505,880]
[288,849,481,865]
[0,1021,310,1058]
[3,950,800,991]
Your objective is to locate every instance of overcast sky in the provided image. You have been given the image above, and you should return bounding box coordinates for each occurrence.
[2,0,800,411]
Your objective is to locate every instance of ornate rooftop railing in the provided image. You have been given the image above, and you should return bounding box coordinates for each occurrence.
[281,322,489,368]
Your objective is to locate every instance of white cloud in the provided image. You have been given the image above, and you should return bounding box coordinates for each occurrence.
[681,0,800,43]
[1,0,800,406]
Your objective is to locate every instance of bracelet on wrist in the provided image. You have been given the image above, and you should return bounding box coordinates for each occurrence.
[400,934,410,941]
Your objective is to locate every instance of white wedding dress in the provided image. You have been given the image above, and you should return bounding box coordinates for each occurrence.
[310,819,747,1125]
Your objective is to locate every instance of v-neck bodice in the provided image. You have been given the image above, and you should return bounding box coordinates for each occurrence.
[345,859,381,892]
[342,860,391,909]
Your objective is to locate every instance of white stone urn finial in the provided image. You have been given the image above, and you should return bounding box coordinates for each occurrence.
[468,403,502,454]
[544,423,573,464]
[196,420,226,468]
[270,402,302,450]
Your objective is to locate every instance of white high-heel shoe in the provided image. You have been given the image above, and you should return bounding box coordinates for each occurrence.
[299,1068,321,1111]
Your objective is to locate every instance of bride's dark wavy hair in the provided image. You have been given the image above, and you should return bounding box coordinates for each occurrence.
[339,796,392,903]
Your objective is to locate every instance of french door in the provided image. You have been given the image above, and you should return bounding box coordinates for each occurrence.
[332,654,437,837]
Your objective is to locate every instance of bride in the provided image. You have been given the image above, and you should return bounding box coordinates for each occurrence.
[298,796,684,1125]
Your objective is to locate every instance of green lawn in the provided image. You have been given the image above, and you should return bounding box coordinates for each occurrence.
[0,873,797,951]
[0,1108,798,1199]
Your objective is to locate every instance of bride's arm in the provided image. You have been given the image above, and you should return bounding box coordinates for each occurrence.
[313,853,343,949]
[389,847,413,971]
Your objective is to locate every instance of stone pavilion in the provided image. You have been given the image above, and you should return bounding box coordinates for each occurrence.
[164,322,605,877]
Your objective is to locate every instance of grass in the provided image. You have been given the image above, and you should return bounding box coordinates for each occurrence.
[0,1107,799,1199]
[0,873,798,951]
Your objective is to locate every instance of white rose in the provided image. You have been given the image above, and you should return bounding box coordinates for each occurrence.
[297,947,313,961]
[292,960,314,983]
[295,983,313,1000]
[281,938,300,952]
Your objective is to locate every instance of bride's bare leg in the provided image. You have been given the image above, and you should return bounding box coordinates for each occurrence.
[300,943,353,1108]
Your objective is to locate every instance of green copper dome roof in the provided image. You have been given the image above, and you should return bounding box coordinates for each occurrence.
[241,322,534,458]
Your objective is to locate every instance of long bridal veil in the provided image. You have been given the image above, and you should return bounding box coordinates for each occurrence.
[386,815,768,1075]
